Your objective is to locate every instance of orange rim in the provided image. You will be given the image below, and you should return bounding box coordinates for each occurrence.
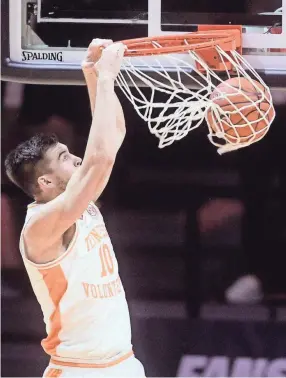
[118,28,242,57]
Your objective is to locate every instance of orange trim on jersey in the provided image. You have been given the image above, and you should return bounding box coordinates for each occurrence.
[50,350,134,369]
[43,368,62,377]
[40,266,68,356]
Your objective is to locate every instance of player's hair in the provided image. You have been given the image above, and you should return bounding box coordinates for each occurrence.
[4,133,58,198]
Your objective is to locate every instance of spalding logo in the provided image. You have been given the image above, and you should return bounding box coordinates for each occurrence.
[177,355,286,377]
[22,51,63,62]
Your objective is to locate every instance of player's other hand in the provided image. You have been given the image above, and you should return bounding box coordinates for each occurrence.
[81,39,113,72]
[95,43,126,81]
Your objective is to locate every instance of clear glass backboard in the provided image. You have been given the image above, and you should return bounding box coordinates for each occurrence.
[1,0,285,87]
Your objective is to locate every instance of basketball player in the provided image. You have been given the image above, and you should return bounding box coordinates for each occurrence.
[4,40,146,378]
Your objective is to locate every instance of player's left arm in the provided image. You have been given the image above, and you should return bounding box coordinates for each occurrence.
[82,39,126,139]
[82,39,126,204]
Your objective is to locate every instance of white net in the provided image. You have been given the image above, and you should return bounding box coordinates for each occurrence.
[116,39,275,154]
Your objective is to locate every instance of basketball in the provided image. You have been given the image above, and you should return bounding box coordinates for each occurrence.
[206,77,275,145]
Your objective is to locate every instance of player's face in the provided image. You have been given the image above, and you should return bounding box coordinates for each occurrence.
[44,143,82,191]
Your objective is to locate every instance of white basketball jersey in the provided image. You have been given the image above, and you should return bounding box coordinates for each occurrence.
[19,201,132,365]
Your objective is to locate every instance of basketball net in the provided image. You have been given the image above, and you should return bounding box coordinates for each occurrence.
[116,32,274,154]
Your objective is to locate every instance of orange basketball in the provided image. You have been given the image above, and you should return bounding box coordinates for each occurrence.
[206,77,275,145]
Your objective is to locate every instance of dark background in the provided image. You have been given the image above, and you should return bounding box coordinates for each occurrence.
[1,0,286,376]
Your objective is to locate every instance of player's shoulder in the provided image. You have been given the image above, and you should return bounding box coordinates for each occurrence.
[25,201,46,220]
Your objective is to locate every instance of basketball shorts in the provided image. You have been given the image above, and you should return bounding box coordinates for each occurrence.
[43,355,146,377]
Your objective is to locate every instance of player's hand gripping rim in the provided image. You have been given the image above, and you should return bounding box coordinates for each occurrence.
[95,42,126,81]
[81,38,113,73]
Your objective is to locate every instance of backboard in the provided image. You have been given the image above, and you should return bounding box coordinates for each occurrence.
[1,0,286,88]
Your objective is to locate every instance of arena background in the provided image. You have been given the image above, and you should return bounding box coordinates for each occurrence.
[2,1,286,376]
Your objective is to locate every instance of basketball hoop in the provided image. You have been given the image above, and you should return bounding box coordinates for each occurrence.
[115,26,275,154]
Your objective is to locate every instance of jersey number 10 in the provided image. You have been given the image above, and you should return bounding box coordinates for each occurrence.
[99,244,114,277]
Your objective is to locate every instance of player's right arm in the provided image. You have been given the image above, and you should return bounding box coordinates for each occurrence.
[23,43,126,260]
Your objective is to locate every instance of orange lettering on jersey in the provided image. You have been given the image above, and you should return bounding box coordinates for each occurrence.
[111,281,117,294]
[90,229,102,242]
[85,234,97,252]
[97,224,108,238]
[85,225,109,252]
[107,283,114,297]
[99,244,114,277]
[82,283,99,298]
[81,276,123,300]
[97,284,104,298]
[82,282,90,297]
[103,284,111,298]
[90,284,98,298]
